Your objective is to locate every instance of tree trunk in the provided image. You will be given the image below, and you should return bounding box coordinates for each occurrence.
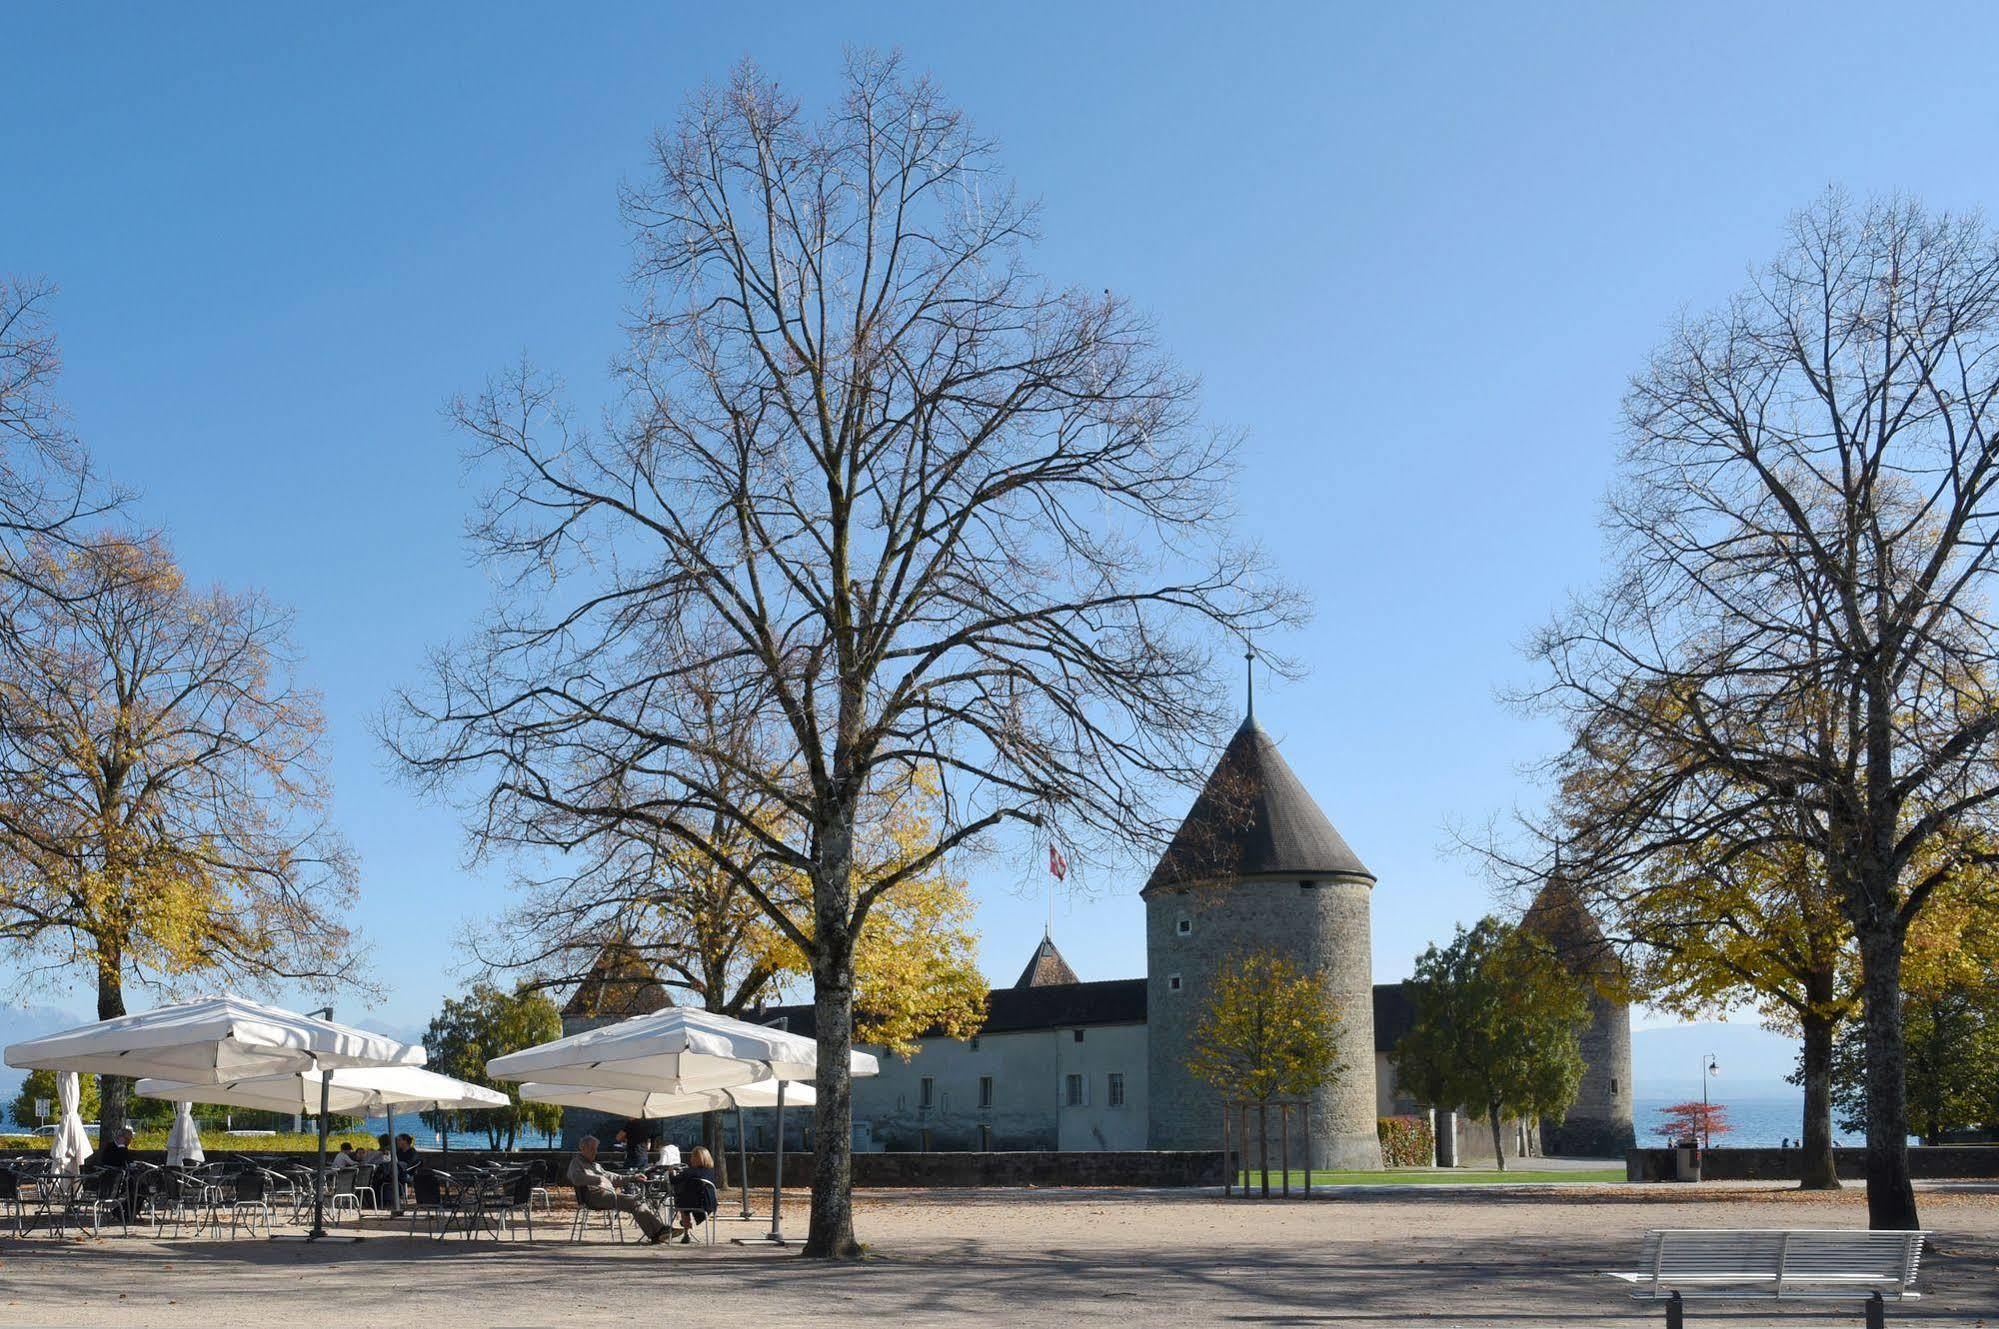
[1258,1100,1270,1198]
[1797,1001,1842,1190]
[803,815,860,1258]
[703,1110,730,1189]
[95,950,128,1136]
[1856,919,1919,1229]
[1488,1104,1506,1172]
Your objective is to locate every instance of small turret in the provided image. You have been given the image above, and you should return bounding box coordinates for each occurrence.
[1522,873,1635,1157]
[1015,933,1081,988]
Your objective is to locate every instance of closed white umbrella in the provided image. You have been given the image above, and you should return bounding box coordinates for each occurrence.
[50,1071,92,1176]
[485,1007,875,1093]
[165,1101,204,1167]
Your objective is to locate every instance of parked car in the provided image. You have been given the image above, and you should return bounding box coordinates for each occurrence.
[27,1122,100,1138]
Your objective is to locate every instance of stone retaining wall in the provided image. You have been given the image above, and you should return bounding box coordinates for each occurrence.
[1626,1145,1999,1182]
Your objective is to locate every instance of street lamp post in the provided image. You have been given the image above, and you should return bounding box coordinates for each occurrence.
[1701,1054,1720,1152]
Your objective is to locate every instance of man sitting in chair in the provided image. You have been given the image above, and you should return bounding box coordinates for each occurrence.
[567,1135,668,1244]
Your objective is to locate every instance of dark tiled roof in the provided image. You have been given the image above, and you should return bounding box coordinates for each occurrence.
[763,979,1412,1049]
[1144,718,1373,892]
[1014,935,1081,988]
[1371,981,1416,1053]
[560,941,673,1019]
[760,978,1147,1041]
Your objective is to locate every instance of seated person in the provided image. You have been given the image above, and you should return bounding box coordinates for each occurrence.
[363,1133,394,1201]
[568,1134,667,1243]
[393,1133,421,1175]
[331,1141,360,1171]
[95,1127,137,1170]
[669,1146,719,1243]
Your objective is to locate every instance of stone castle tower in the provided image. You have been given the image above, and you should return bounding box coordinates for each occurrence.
[1522,872,1635,1157]
[1143,714,1382,1169]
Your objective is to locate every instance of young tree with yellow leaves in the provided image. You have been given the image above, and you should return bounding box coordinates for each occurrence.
[0,533,361,1132]
[1185,950,1346,1190]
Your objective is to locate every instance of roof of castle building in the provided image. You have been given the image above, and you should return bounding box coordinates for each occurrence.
[560,940,673,1020]
[1143,717,1373,892]
[764,979,1413,1051]
[1014,933,1081,988]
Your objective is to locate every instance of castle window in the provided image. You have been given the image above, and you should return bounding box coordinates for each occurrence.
[1610,1077,1618,1097]
[1107,1073,1125,1108]
[1177,917,1192,935]
[1299,879,1317,891]
[978,1075,994,1108]
[1168,974,1182,992]
[978,1124,993,1150]
[919,1076,935,1110]
[1063,1073,1087,1107]
[1073,1028,1086,1043]
[970,1036,980,1051]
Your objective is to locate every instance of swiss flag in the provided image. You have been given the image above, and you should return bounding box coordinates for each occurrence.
[1047,843,1068,881]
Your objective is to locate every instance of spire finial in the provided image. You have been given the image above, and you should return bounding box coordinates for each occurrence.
[1245,641,1256,722]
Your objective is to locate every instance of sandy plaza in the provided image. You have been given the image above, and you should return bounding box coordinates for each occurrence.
[1,1184,1995,1329]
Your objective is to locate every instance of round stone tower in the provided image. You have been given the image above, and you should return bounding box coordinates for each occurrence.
[1143,715,1382,1170]
[1522,874,1635,1158]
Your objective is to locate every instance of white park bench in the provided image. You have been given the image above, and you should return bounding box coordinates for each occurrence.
[1603,1228,1930,1328]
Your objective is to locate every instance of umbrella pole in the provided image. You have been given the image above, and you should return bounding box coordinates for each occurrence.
[387,1103,401,1217]
[311,1067,332,1237]
[731,1079,789,1247]
[271,1011,361,1243]
[737,1105,750,1219]
[770,1080,786,1243]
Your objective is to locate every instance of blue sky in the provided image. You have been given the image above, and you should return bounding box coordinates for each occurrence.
[6,3,1997,1077]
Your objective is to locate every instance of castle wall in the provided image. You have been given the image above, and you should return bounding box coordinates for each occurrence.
[1540,987,1635,1157]
[848,1023,1148,1152]
[1145,873,1380,1169]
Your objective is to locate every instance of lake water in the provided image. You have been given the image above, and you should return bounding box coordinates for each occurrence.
[1630,1094,1856,1148]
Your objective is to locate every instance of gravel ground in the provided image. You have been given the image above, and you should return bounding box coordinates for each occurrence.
[0,1183,1993,1328]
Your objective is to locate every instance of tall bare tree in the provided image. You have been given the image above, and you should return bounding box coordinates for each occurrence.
[0,533,362,1130]
[385,54,1293,1256]
[0,277,121,602]
[1525,193,1999,1228]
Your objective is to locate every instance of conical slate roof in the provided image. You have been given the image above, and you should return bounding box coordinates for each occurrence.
[1521,873,1624,987]
[561,940,673,1020]
[1014,933,1080,988]
[1143,718,1373,892]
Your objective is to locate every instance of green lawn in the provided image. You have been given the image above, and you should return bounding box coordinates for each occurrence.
[1235,1167,1627,1187]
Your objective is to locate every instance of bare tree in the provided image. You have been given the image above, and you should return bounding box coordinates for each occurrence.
[385,54,1294,1256]
[1524,193,1999,1229]
[0,532,364,1131]
[0,277,123,603]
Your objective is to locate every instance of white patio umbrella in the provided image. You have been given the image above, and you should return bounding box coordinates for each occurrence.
[520,1079,816,1224]
[518,1078,816,1119]
[137,1066,509,1216]
[6,995,423,1240]
[4,994,424,1084]
[165,1101,204,1167]
[50,1071,92,1176]
[490,1008,875,1244]
[485,1007,875,1092]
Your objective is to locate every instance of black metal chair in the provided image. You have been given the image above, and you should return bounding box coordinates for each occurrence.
[228,1168,272,1239]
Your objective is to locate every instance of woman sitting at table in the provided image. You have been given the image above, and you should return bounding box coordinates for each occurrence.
[669,1146,718,1244]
